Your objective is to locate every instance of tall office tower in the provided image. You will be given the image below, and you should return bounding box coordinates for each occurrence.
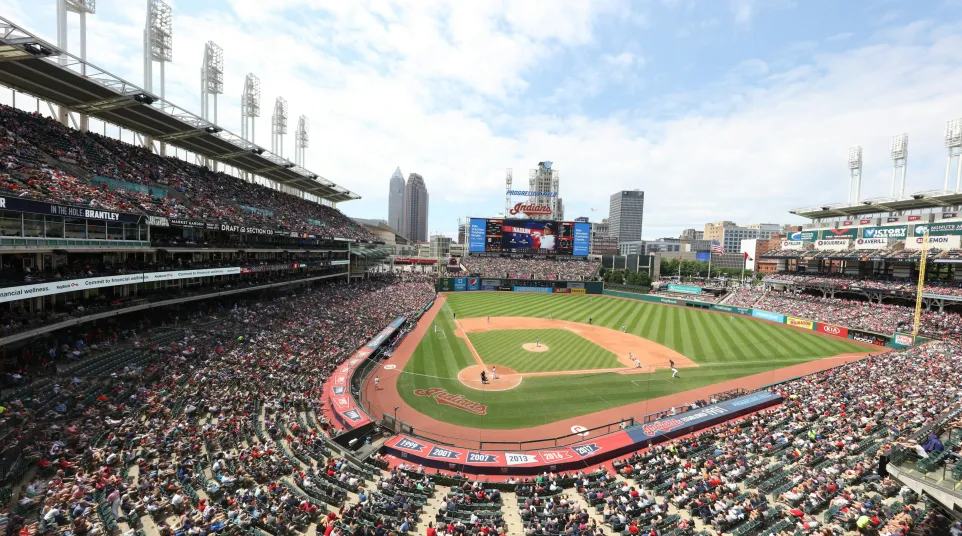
[608,190,645,243]
[402,173,429,242]
[387,167,405,232]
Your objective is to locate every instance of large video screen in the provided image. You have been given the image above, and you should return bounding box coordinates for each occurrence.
[468,218,591,256]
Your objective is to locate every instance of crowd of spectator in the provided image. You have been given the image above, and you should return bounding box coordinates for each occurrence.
[763,272,962,297]
[725,287,962,340]
[460,257,599,280]
[0,274,436,536]
[0,105,376,242]
[599,340,962,535]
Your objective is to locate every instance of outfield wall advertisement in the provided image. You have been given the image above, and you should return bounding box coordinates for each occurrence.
[439,278,603,294]
[786,316,815,330]
[666,284,703,294]
[752,309,786,323]
[385,391,782,474]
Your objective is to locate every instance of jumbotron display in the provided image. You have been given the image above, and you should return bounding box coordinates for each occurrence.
[468,217,591,256]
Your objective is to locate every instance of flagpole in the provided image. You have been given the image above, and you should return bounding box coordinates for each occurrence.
[708,251,712,281]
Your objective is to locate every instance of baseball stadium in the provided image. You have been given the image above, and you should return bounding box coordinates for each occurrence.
[1,4,962,536]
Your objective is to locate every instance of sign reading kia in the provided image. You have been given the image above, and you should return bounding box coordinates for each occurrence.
[780,240,804,250]
[904,235,962,250]
[814,239,850,251]
[818,323,849,338]
[854,238,889,249]
[862,225,907,239]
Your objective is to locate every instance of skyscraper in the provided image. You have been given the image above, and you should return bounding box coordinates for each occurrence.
[402,173,429,243]
[526,161,562,220]
[608,190,645,243]
[387,167,405,232]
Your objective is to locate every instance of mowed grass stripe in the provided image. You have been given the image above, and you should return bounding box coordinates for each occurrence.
[467,329,621,373]
[395,293,871,429]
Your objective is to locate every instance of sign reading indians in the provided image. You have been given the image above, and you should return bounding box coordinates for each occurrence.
[508,203,552,217]
[414,388,488,415]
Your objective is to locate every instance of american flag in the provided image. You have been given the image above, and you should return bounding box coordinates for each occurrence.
[711,239,725,254]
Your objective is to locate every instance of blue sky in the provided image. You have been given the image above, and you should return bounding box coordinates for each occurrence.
[4,0,962,239]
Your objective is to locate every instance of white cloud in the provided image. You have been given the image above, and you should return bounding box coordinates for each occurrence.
[2,1,962,241]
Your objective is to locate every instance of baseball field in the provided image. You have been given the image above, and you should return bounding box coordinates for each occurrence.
[391,292,869,430]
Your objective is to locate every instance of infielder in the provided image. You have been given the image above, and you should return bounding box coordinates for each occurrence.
[491,366,498,379]
[621,324,627,333]
[670,359,679,378]
[487,316,491,323]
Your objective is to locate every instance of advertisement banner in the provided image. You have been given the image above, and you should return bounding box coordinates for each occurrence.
[818,227,858,240]
[786,316,815,330]
[466,277,480,291]
[453,278,467,291]
[566,282,585,289]
[854,238,889,249]
[861,225,908,239]
[384,391,781,474]
[913,223,962,236]
[752,309,786,323]
[788,230,817,242]
[710,304,753,316]
[891,333,915,348]
[573,222,591,256]
[850,329,888,346]
[571,288,587,295]
[468,218,487,253]
[814,239,850,251]
[780,241,804,250]
[817,323,849,338]
[513,286,553,293]
[667,284,703,294]
[904,235,962,250]
[0,267,243,304]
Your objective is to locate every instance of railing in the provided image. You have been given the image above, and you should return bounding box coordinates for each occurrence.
[0,237,150,248]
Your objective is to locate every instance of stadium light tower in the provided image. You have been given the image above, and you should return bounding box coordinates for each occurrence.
[944,119,962,192]
[241,73,260,143]
[56,0,96,131]
[271,97,288,157]
[144,0,172,154]
[143,0,172,99]
[847,146,863,203]
[890,133,908,198]
[294,115,309,167]
[504,168,513,216]
[200,41,223,124]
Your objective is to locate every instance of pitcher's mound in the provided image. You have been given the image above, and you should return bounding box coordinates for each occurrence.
[522,343,549,352]
[458,365,522,391]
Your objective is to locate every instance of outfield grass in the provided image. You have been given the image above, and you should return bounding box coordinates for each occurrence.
[394,293,868,430]
[467,329,621,373]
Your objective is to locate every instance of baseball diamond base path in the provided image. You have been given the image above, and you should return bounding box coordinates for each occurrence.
[362,296,886,449]
[457,317,698,370]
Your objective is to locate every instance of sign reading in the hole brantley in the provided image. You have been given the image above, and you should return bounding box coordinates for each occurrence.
[384,390,782,474]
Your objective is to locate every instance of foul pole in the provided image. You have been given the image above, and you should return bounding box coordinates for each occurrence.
[912,231,929,337]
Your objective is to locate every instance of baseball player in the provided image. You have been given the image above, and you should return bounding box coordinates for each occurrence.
[487,316,491,324]
[491,366,498,379]
[670,359,679,378]
[730,316,734,324]
[634,357,641,369]
[434,324,438,333]
[536,336,540,348]
[621,324,627,333]
[374,376,381,390]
